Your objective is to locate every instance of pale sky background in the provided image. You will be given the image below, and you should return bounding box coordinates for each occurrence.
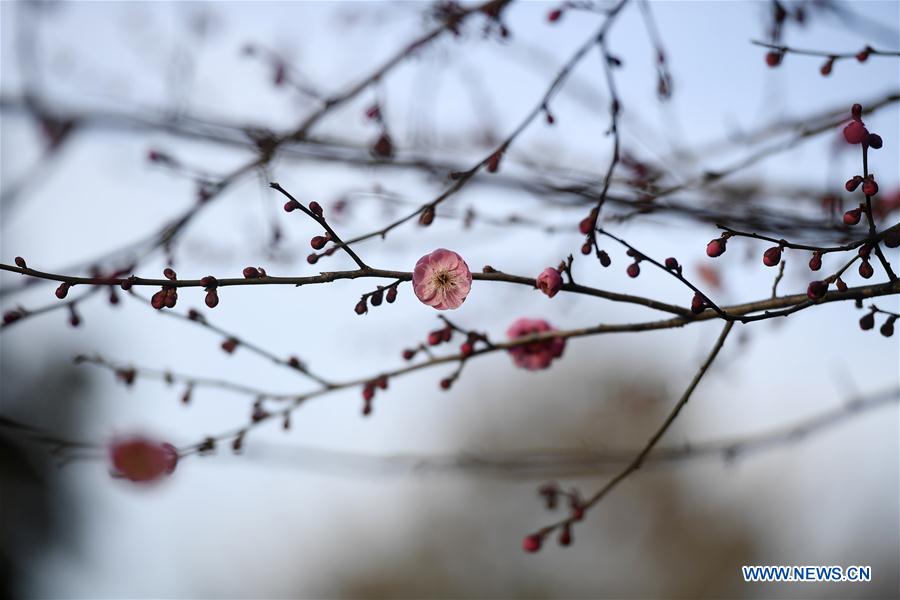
[1,1,899,598]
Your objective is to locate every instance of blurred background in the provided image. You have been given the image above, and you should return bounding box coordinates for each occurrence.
[1,1,898,598]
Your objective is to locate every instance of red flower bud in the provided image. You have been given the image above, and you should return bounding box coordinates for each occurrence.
[765,51,783,67]
[859,312,875,330]
[862,178,878,196]
[402,348,415,361]
[664,257,679,269]
[580,242,592,255]
[14,256,26,269]
[309,201,323,217]
[163,268,176,280]
[371,133,393,158]
[310,236,327,250]
[558,524,572,546]
[362,385,375,402]
[242,266,261,279]
[809,253,822,271]
[150,290,166,310]
[856,46,872,62]
[867,133,883,149]
[820,57,834,76]
[221,337,239,354]
[460,342,473,356]
[598,250,611,267]
[284,200,300,212]
[205,289,219,308]
[547,8,562,22]
[486,151,502,173]
[55,283,70,299]
[307,253,319,265]
[762,246,782,267]
[843,121,869,144]
[428,330,443,346]
[354,300,367,315]
[843,208,862,225]
[626,263,640,278]
[836,277,848,292]
[439,378,453,390]
[845,176,863,192]
[690,292,706,315]
[706,237,727,257]
[385,287,398,303]
[858,259,874,279]
[851,103,863,120]
[807,280,828,301]
[522,534,542,553]
[881,318,896,338]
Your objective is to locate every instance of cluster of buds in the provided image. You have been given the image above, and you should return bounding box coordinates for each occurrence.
[859,307,897,337]
[354,282,400,315]
[200,275,219,308]
[577,208,611,267]
[843,103,883,153]
[150,268,179,310]
[624,248,643,278]
[523,483,585,552]
[361,375,389,416]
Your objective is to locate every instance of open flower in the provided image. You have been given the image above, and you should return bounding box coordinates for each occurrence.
[506,318,566,370]
[536,268,563,298]
[412,249,472,310]
[110,437,178,483]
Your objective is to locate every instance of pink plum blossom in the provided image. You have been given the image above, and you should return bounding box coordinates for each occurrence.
[110,437,178,483]
[412,248,472,310]
[536,268,563,298]
[506,318,566,371]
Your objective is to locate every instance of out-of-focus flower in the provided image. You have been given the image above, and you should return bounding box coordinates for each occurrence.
[506,318,566,371]
[110,437,178,483]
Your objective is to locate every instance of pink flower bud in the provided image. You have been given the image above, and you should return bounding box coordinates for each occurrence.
[536,268,563,298]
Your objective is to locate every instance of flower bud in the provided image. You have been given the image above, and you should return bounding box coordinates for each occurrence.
[419,206,435,226]
[385,287,398,303]
[836,277,848,292]
[881,317,896,338]
[762,246,781,267]
[163,268,177,280]
[221,337,239,354]
[807,280,828,301]
[205,289,219,308]
[851,104,863,120]
[242,266,261,279]
[439,378,453,390]
[460,342,473,356]
[845,176,863,192]
[310,236,327,250]
[843,121,869,144]
[859,312,875,330]
[626,263,640,278]
[858,259,874,279]
[867,133,883,149]
[55,282,70,299]
[819,57,834,76]
[809,253,822,271]
[536,268,563,298]
[522,534,542,553]
[402,348,415,361]
[580,242,592,256]
[558,524,572,547]
[309,201,323,217]
[862,178,878,196]
[843,207,862,225]
[598,250,611,267]
[664,257,679,269]
[765,51,782,67]
[690,292,706,315]
[706,237,727,258]
[547,8,562,22]
[354,300,367,315]
[283,200,300,212]
[14,256,26,269]
[307,253,319,265]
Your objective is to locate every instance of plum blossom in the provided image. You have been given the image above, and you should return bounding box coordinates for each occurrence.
[536,268,563,298]
[412,249,472,310]
[506,318,566,370]
[110,437,178,483]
